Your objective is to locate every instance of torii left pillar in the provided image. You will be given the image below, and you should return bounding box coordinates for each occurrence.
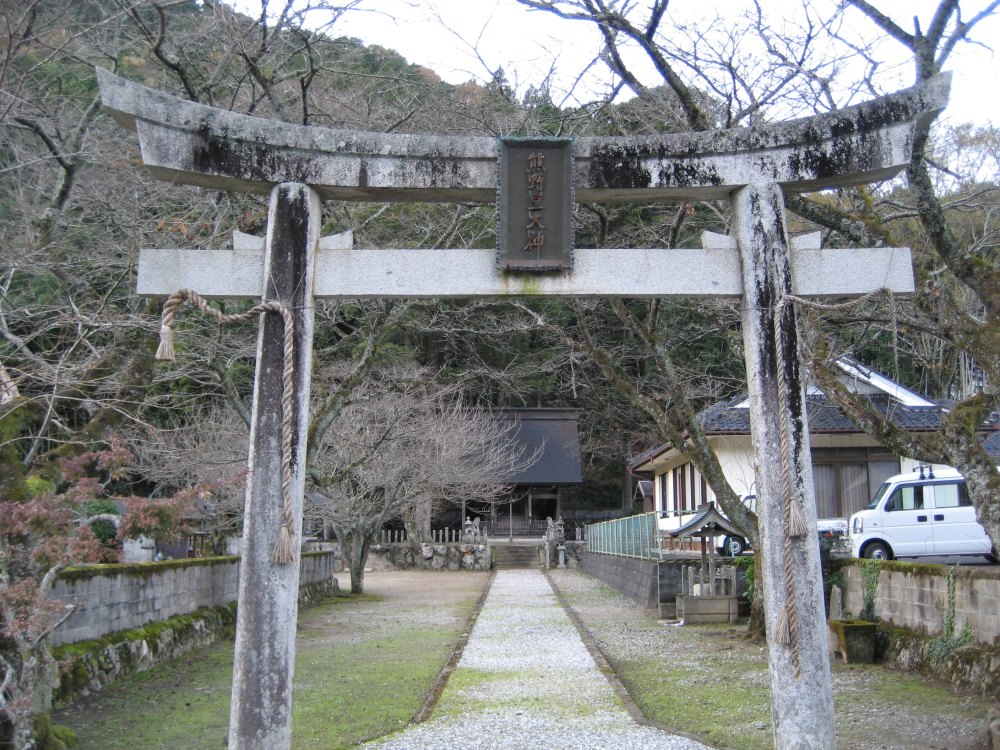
[229,182,319,749]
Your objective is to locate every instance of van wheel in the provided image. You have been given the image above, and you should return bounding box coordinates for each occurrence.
[721,536,745,557]
[862,541,892,561]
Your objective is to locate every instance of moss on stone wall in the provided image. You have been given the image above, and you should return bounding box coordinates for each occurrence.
[878,624,1000,699]
[51,575,339,706]
[57,556,239,582]
[52,604,238,705]
[57,549,332,582]
[840,557,1000,582]
[33,713,77,749]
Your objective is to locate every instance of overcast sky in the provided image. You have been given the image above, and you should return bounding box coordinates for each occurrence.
[329,0,999,127]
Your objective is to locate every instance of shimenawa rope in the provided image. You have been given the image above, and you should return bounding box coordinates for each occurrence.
[155,288,299,565]
[772,296,807,678]
[770,289,894,676]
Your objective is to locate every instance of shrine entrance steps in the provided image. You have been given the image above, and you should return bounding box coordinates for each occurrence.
[492,541,543,569]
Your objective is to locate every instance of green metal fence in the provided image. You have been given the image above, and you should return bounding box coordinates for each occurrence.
[586,512,661,559]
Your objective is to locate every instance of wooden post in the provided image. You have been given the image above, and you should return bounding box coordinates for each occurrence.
[699,540,707,594]
[708,537,717,596]
[229,183,320,750]
[734,180,835,749]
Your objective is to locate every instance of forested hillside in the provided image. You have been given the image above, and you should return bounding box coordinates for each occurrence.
[1,1,997,555]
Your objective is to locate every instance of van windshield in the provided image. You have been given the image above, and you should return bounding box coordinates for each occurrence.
[867,482,891,510]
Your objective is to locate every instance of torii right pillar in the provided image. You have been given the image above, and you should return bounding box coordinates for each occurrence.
[735,179,834,747]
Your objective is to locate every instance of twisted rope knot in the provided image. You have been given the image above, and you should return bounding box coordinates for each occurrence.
[156,288,299,565]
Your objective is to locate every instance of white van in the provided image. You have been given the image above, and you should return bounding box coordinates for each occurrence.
[849,468,996,561]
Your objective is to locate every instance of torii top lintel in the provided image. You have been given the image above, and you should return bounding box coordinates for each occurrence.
[96,68,949,203]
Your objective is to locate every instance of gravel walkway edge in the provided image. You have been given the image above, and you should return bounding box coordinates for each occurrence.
[411,570,497,723]
[363,570,714,750]
[544,570,719,748]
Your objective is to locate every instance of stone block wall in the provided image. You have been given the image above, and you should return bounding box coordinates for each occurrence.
[368,542,492,570]
[53,604,237,705]
[581,551,659,610]
[562,541,586,567]
[841,560,1000,646]
[53,575,339,706]
[540,540,586,568]
[51,551,338,646]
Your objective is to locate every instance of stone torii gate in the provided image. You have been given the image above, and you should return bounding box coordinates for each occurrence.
[97,67,948,750]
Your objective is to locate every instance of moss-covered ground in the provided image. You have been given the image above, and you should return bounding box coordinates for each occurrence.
[53,571,488,749]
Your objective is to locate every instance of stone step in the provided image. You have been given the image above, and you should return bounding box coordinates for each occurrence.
[492,545,542,569]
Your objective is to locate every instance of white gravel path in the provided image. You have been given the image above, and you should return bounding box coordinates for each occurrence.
[363,570,714,750]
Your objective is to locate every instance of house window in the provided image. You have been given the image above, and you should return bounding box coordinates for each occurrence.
[812,448,899,517]
[670,462,709,513]
[688,464,696,509]
[672,465,686,513]
[658,473,668,514]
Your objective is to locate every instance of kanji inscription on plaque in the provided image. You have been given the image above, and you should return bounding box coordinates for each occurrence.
[497,137,574,271]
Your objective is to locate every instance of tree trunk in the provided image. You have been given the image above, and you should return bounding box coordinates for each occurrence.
[0,717,11,749]
[745,558,767,642]
[414,497,432,542]
[401,512,424,566]
[347,530,372,594]
[944,431,1000,553]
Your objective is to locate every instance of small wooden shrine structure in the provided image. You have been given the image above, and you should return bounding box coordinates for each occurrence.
[670,502,745,623]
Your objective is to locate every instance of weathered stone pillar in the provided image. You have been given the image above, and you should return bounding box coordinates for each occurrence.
[733,180,835,749]
[230,183,320,749]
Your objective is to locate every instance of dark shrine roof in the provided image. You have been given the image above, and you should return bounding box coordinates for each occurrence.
[669,502,745,538]
[500,408,583,486]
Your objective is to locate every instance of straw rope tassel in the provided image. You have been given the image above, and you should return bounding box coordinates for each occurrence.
[772,297,804,678]
[156,324,176,361]
[155,289,299,565]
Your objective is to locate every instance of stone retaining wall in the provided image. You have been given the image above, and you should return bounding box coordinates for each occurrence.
[875,625,1000,699]
[841,560,1000,646]
[540,540,586,568]
[53,577,338,706]
[51,551,338,646]
[581,551,659,610]
[368,542,491,570]
[583,552,748,617]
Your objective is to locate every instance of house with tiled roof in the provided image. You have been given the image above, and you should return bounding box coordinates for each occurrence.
[629,358,967,535]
